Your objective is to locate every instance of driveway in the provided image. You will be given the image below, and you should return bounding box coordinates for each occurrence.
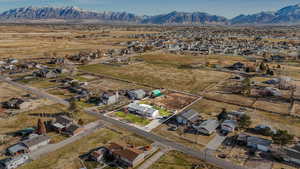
[206,134,226,150]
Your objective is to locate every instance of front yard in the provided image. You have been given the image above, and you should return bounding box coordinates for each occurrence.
[114,111,151,126]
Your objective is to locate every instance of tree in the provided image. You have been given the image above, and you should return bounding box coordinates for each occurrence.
[241,77,251,96]
[78,119,84,126]
[217,108,229,121]
[37,119,47,135]
[259,62,266,72]
[272,130,294,146]
[238,114,252,129]
[69,98,79,117]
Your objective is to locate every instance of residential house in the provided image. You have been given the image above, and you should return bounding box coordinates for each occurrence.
[221,120,237,133]
[127,103,159,119]
[127,89,146,100]
[62,124,84,136]
[33,69,59,78]
[280,144,300,166]
[2,98,24,109]
[7,134,51,155]
[6,144,28,156]
[14,128,36,137]
[0,154,29,169]
[21,134,51,152]
[90,147,107,162]
[99,91,119,105]
[236,133,272,152]
[176,109,200,125]
[192,119,219,135]
[51,115,84,136]
[271,55,285,62]
[253,124,277,135]
[51,115,73,132]
[106,143,146,168]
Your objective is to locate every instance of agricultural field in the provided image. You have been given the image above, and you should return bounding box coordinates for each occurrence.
[0,25,158,59]
[150,150,222,169]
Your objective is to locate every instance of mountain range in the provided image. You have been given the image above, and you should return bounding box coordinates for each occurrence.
[0,4,300,25]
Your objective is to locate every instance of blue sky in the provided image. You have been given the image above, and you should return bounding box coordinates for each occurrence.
[0,0,299,18]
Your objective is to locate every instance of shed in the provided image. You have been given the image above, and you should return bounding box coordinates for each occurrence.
[22,135,51,151]
[127,89,146,100]
[176,109,199,125]
[151,90,162,97]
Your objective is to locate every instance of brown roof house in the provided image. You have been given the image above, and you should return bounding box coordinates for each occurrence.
[107,143,150,168]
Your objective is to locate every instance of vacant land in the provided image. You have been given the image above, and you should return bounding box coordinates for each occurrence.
[0,82,28,102]
[145,92,197,111]
[80,63,230,94]
[150,150,221,169]
[19,127,152,169]
[189,99,241,118]
[85,77,151,94]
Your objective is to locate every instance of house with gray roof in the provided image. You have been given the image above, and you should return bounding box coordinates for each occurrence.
[237,133,272,152]
[192,119,219,135]
[176,109,199,125]
[221,120,237,133]
[127,89,146,100]
[6,144,28,156]
[21,134,51,152]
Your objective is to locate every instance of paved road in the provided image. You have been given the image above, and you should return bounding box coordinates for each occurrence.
[30,120,103,160]
[86,110,247,169]
[0,75,70,107]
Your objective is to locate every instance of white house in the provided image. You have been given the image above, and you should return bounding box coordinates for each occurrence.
[127,103,159,119]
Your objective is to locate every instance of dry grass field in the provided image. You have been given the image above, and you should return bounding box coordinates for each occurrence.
[80,63,230,94]
[138,52,247,67]
[151,150,222,169]
[189,99,241,118]
[152,124,206,151]
[0,82,28,102]
[0,25,158,59]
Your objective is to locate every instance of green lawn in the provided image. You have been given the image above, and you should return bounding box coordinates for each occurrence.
[152,105,173,117]
[115,111,151,126]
